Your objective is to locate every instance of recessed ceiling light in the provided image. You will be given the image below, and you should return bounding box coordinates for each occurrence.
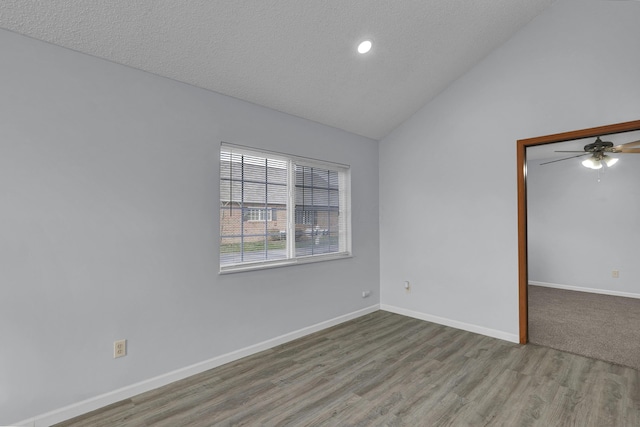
[357,40,372,54]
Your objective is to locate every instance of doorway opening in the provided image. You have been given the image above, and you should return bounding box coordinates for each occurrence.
[517,119,640,344]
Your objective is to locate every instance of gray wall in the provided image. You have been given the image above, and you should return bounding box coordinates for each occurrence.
[0,29,379,423]
[379,0,640,337]
[527,146,640,294]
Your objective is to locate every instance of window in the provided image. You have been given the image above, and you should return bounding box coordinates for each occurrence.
[246,208,273,222]
[220,143,351,272]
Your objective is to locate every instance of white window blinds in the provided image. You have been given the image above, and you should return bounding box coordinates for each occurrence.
[220,143,351,273]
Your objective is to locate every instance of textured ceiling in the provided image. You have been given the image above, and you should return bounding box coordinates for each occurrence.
[0,0,555,140]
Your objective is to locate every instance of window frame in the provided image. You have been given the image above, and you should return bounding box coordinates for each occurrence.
[219,142,352,274]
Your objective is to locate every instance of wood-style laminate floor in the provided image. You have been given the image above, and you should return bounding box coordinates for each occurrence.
[55,311,640,426]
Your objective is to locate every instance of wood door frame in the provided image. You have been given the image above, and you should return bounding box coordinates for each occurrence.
[517,119,640,344]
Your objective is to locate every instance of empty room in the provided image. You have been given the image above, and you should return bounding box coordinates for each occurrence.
[2,1,639,426]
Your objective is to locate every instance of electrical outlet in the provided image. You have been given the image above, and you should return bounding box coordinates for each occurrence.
[114,339,127,358]
[612,270,619,279]
[404,281,411,293]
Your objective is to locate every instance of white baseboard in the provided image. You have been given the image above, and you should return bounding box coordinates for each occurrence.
[15,305,380,427]
[529,281,640,299]
[380,304,519,344]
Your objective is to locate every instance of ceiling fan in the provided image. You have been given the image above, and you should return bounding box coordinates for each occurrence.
[540,136,640,168]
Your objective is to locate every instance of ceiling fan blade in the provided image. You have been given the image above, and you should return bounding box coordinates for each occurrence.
[612,139,640,153]
[539,153,589,165]
[555,150,588,153]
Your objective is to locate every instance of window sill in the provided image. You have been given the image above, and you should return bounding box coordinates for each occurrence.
[219,252,352,275]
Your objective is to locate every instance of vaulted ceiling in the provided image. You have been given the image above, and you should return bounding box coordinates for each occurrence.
[0,0,556,139]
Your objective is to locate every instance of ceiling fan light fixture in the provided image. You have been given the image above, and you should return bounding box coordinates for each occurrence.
[582,157,602,169]
[603,155,618,167]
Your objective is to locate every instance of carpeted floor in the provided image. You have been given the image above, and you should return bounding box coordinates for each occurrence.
[528,285,640,371]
